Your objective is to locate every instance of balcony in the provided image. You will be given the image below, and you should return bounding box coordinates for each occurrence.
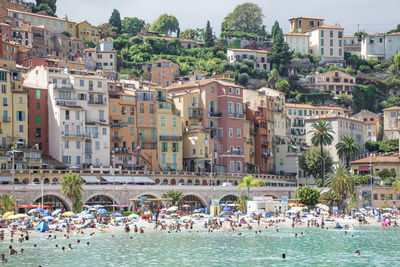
[189,113,203,119]
[209,112,222,118]
[229,150,244,156]
[85,148,93,154]
[228,113,244,119]
[2,117,10,122]
[55,84,74,90]
[62,132,85,138]
[159,136,182,141]
[114,147,129,154]
[250,128,257,134]
[262,152,273,157]
[88,99,105,105]
[112,136,122,141]
[141,137,157,143]
[86,133,99,138]
[111,122,127,128]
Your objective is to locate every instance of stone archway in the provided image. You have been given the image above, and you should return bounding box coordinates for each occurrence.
[219,194,240,205]
[84,193,119,207]
[33,194,70,211]
[179,193,207,209]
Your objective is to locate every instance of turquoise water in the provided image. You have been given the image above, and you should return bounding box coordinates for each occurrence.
[1,227,399,266]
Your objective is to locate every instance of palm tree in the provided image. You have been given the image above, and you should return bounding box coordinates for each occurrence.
[162,190,184,205]
[318,190,342,209]
[329,164,355,209]
[235,195,250,213]
[393,178,400,195]
[0,194,16,214]
[309,120,334,187]
[61,173,83,213]
[237,175,265,197]
[335,135,360,168]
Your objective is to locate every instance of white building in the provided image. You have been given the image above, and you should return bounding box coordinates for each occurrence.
[305,114,365,165]
[227,48,270,70]
[84,39,117,72]
[307,25,344,65]
[284,33,310,53]
[361,33,400,60]
[24,66,111,168]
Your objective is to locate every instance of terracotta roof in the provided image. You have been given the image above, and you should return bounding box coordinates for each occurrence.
[351,156,400,164]
[313,106,347,111]
[227,48,268,54]
[382,106,400,111]
[167,78,242,90]
[305,25,344,32]
[7,9,76,23]
[286,103,314,109]
[288,17,324,21]
[364,121,377,125]
[284,32,310,37]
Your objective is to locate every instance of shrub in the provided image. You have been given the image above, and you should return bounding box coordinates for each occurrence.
[237,73,249,86]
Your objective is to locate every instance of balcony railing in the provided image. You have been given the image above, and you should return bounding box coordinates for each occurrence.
[86,133,99,138]
[159,136,182,141]
[55,84,74,90]
[208,112,222,118]
[141,137,157,143]
[262,152,273,157]
[62,132,85,138]
[88,99,105,105]
[189,113,203,119]
[228,113,244,119]
[2,117,11,122]
[112,136,122,141]
[85,148,93,154]
[111,122,127,128]
[114,147,129,154]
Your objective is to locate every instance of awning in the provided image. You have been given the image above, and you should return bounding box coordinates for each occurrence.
[0,176,12,183]
[81,176,101,183]
[101,176,155,184]
[358,166,371,171]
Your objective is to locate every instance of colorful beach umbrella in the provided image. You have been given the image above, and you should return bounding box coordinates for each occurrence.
[44,216,55,221]
[167,207,178,212]
[2,212,14,220]
[51,209,62,216]
[175,210,184,214]
[6,215,19,220]
[15,214,29,219]
[181,204,191,208]
[62,211,75,217]
[97,209,107,215]
[128,213,139,219]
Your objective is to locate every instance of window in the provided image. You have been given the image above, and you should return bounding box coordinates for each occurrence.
[76,156,81,165]
[65,140,69,149]
[36,116,41,124]
[65,110,70,120]
[230,161,234,172]
[218,128,223,137]
[173,154,177,163]
[321,48,324,55]
[320,30,324,37]
[76,141,81,149]
[173,117,177,127]
[130,128,134,136]
[112,105,116,112]
[95,141,100,150]
[161,116,165,126]
[391,111,397,117]
[62,156,71,164]
[75,111,80,120]
[236,161,242,172]
[339,40,342,47]
[330,30,333,38]
[172,143,179,152]
[102,128,107,135]
[330,39,333,46]
[162,154,166,163]
[2,98,6,106]
[16,111,25,121]
[321,39,324,46]
[162,142,168,152]
[237,129,241,138]
[140,116,144,123]
[80,80,84,86]
[36,102,40,110]
[140,104,144,113]
[338,31,343,38]
[36,89,40,99]
[19,125,23,132]
[150,104,154,113]
[229,128,233,137]
[98,81,102,88]
[128,117,134,124]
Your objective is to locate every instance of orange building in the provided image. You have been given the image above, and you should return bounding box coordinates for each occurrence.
[151,59,179,88]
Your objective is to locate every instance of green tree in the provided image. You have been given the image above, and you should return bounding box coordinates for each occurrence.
[204,20,214,47]
[268,31,293,75]
[31,3,54,16]
[84,40,96,48]
[122,17,145,36]
[237,73,249,86]
[235,195,250,213]
[150,14,179,37]
[109,9,122,33]
[393,53,400,73]
[299,146,333,181]
[0,194,16,214]
[378,168,396,180]
[354,31,367,40]
[271,21,282,40]
[335,135,360,168]
[298,186,320,206]
[35,0,57,13]
[180,28,199,40]
[221,2,264,34]
[61,173,83,213]
[387,24,400,34]
[162,190,184,205]
[237,175,265,196]
[329,164,355,209]
[393,178,400,195]
[275,79,290,91]
[318,190,342,208]
[309,120,334,186]
[268,69,279,88]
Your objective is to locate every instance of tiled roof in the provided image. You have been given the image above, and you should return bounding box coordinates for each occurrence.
[284,32,310,37]
[288,17,324,21]
[351,156,400,164]
[227,48,268,54]
[7,9,76,23]
[382,106,400,111]
[167,78,242,90]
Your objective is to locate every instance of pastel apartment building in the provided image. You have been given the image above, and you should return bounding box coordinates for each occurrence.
[352,109,383,142]
[382,106,400,140]
[227,48,270,71]
[24,66,111,168]
[170,79,245,174]
[289,17,324,33]
[84,39,117,72]
[76,21,100,44]
[151,59,179,88]
[361,33,400,60]
[307,25,344,64]
[284,33,310,53]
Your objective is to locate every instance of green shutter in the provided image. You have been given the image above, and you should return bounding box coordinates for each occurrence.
[36,116,40,124]
[36,90,40,99]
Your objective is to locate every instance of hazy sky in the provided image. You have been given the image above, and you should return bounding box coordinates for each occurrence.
[56,0,400,35]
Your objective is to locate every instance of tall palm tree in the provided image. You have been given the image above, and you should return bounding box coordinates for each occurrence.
[309,120,334,187]
[0,194,16,214]
[235,195,250,213]
[393,178,400,195]
[329,164,355,209]
[237,175,265,197]
[162,190,184,205]
[335,135,360,168]
[61,173,83,213]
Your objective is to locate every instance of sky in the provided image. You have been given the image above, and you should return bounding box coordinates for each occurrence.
[56,0,400,35]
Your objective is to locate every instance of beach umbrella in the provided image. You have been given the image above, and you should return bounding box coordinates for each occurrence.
[198,208,206,212]
[2,212,14,220]
[219,211,227,216]
[128,213,139,219]
[97,209,107,215]
[93,205,104,209]
[84,214,95,219]
[15,214,29,219]
[321,211,330,215]
[9,222,21,227]
[289,203,297,207]
[160,208,167,211]
[351,208,358,211]
[333,208,340,212]
[44,216,55,221]
[110,213,122,217]
[175,210,184,215]
[235,211,243,215]
[42,212,51,217]
[223,207,233,212]
[79,210,90,215]
[18,204,37,209]
[181,216,191,221]
[6,215,19,220]
[193,209,201,213]
[167,207,177,212]
[52,209,62,216]
[62,211,75,217]
[181,204,191,208]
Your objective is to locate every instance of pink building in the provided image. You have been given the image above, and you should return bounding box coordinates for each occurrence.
[169,79,245,173]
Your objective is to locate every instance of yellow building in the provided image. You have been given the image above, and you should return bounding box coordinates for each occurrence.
[0,67,28,169]
[243,116,256,173]
[289,16,324,33]
[76,21,100,44]
[156,88,183,171]
[66,20,77,37]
